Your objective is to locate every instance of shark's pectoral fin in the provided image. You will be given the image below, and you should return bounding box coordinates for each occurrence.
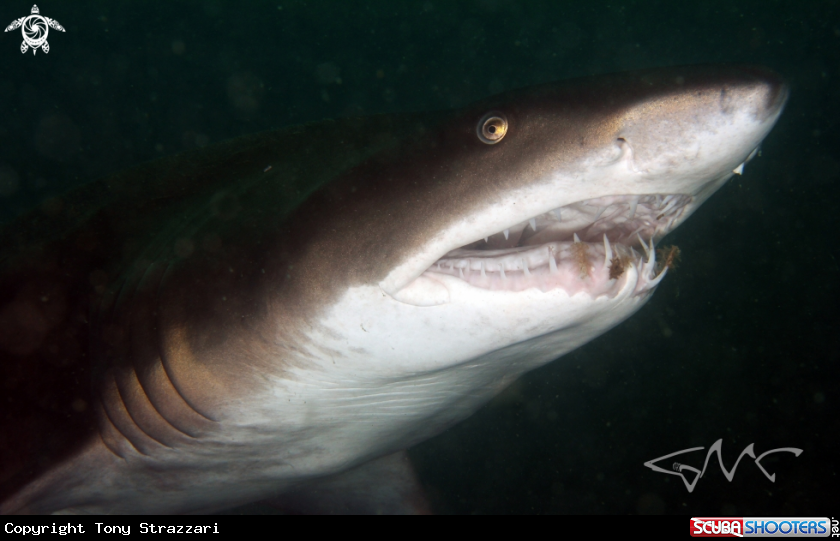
[268,451,431,515]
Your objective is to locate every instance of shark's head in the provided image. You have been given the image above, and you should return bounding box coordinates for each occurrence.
[379,65,788,304]
[251,65,787,453]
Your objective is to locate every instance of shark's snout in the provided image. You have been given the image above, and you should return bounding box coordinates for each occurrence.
[737,65,789,119]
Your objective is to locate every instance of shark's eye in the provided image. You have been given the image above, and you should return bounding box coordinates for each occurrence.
[477,112,508,144]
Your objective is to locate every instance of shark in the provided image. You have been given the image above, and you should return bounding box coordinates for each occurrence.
[0,65,787,514]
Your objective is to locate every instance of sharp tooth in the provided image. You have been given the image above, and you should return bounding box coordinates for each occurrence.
[549,252,557,274]
[485,237,489,243]
[643,238,656,277]
[645,266,668,290]
[733,162,745,175]
[459,267,465,279]
[660,196,679,216]
[746,147,759,161]
[628,226,645,241]
[573,233,581,244]
[503,229,510,240]
[481,261,486,278]
[628,197,638,220]
[529,218,537,231]
[521,258,530,276]
[637,233,650,258]
[552,208,562,221]
[603,234,612,267]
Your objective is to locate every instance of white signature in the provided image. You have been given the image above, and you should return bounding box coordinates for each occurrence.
[644,439,803,493]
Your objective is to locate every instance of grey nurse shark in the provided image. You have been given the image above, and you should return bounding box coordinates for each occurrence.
[0,65,787,514]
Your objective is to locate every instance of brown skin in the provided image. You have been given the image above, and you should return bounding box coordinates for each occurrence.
[0,65,785,509]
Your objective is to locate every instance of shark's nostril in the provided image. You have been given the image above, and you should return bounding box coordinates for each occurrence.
[616,137,632,151]
[614,137,633,164]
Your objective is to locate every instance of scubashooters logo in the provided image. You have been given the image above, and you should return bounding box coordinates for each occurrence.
[4,5,64,55]
[644,438,803,493]
[690,517,833,537]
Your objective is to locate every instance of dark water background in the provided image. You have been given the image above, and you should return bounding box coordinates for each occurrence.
[0,0,837,515]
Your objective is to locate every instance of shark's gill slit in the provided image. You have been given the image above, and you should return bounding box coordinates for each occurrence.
[426,193,691,297]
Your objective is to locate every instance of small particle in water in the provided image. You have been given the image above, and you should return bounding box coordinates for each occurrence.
[656,245,681,273]
[263,165,272,173]
[71,399,87,412]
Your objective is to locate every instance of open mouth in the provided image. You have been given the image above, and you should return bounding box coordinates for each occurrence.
[426,194,690,297]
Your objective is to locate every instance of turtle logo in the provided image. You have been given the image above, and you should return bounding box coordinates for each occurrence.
[4,5,64,55]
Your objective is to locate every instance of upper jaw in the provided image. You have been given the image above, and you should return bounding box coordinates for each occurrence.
[458,193,693,251]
